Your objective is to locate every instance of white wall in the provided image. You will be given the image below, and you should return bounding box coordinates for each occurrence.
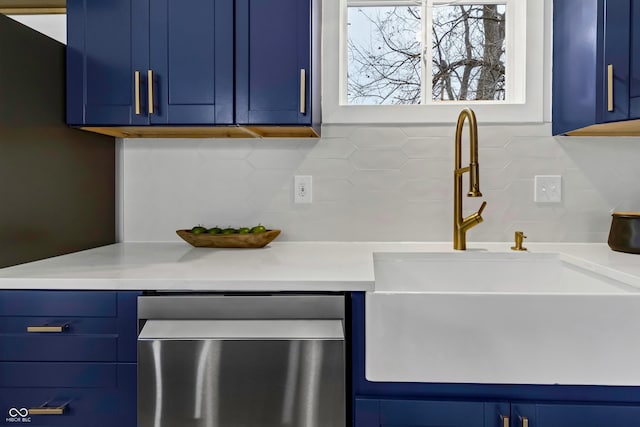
[6,14,66,44]
[120,126,640,243]
[17,7,638,244]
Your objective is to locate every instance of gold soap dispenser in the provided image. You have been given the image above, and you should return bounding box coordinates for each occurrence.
[511,231,527,251]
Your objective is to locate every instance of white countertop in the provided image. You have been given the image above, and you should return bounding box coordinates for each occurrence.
[0,241,639,291]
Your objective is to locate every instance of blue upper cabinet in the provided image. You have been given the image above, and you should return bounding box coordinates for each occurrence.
[67,0,234,127]
[235,0,319,128]
[67,0,320,136]
[149,0,234,125]
[67,0,148,126]
[628,0,640,119]
[553,0,640,135]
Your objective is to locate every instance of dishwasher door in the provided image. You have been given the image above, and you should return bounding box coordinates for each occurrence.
[137,295,345,427]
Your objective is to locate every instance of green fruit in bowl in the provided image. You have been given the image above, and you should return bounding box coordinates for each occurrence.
[238,227,251,234]
[207,227,222,234]
[221,227,237,235]
[191,225,207,234]
[250,224,267,234]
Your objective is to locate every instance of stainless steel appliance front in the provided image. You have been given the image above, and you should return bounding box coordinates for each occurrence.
[138,295,345,427]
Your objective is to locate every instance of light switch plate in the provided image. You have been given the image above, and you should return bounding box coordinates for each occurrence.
[534,175,562,203]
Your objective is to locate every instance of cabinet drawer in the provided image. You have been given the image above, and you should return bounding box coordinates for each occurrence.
[0,335,118,362]
[0,291,117,317]
[0,363,136,427]
[0,363,117,388]
[0,291,139,362]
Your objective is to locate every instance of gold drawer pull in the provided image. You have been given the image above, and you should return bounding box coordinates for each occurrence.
[607,64,614,112]
[26,325,65,333]
[300,68,306,114]
[502,415,509,427]
[28,404,67,415]
[521,416,529,427]
[148,69,155,115]
[134,71,141,115]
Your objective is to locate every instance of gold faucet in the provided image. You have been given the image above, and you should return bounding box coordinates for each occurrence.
[453,108,487,250]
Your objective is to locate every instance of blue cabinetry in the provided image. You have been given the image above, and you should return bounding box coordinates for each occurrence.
[0,291,139,427]
[67,0,320,134]
[355,399,640,427]
[553,0,640,135]
[350,292,640,427]
[235,0,316,126]
[67,0,234,126]
[512,403,640,427]
[355,398,509,427]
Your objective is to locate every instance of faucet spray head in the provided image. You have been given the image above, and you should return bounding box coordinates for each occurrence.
[467,162,482,197]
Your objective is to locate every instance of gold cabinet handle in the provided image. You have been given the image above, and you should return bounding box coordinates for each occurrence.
[28,402,68,415]
[501,415,510,427]
[134,71,141,115]
[300,69,306,114]
[26,325,65,333]
[521,416,529,427]
[148,69,155,115]
[608,64,614,112]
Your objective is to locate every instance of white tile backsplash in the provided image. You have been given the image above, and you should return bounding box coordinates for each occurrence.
[121,124,640,243]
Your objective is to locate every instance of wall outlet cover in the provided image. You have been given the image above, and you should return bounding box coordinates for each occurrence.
[294,175,312,204]
[534,175,562,203]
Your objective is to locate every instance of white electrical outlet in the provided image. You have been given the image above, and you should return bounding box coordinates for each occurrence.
[294,175,312,204]
[534,175,562,203]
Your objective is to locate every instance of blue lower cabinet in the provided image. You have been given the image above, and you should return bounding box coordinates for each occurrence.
[355,398,509,427]
[0,335,118,362]
[355,398,380,427]
[513,403,640,427]
[355,399,640,427]
[0,291,139,363]
[0,291,140,426]
[0,363,136,427]
[0,291,117,317]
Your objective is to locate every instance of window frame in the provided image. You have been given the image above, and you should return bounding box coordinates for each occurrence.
[322,0,545,124]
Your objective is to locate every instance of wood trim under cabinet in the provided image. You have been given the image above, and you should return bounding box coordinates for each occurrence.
[78,126,320,139]
[0,0,65,14]
[565,119,640,136]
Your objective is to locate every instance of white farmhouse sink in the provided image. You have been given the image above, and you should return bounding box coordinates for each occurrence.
[366,251,640,385]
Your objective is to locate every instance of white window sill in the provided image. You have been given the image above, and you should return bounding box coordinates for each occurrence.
[321,102,545,125]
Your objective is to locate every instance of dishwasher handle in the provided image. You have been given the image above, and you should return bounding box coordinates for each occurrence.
[138,319,344,341]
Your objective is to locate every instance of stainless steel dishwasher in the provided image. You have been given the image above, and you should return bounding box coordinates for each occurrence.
[137,294,345,427]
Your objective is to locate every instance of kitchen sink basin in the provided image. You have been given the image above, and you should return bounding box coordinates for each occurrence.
[366,251,640,385]
[373,251,633,293]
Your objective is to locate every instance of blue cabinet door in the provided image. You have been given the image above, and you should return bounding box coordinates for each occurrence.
[67,0,149,126]
[553,0,640,134]
[355,398,510,427]
[68,0,233,127]
[513,403,640,427]
[0,363,136,427]
[235,0,312,125]
[601,0,630,124]
[149,0,234,125]
[629,1,640,119]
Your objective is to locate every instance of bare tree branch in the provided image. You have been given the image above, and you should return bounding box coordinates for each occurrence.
[347,4,506,104]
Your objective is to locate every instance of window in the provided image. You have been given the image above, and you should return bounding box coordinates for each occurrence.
[322,0,546,124]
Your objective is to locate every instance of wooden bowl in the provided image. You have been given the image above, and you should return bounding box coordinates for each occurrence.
[176,229,281,248]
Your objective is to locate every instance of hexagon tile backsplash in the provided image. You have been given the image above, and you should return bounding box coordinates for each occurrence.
[121,124,640,243]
